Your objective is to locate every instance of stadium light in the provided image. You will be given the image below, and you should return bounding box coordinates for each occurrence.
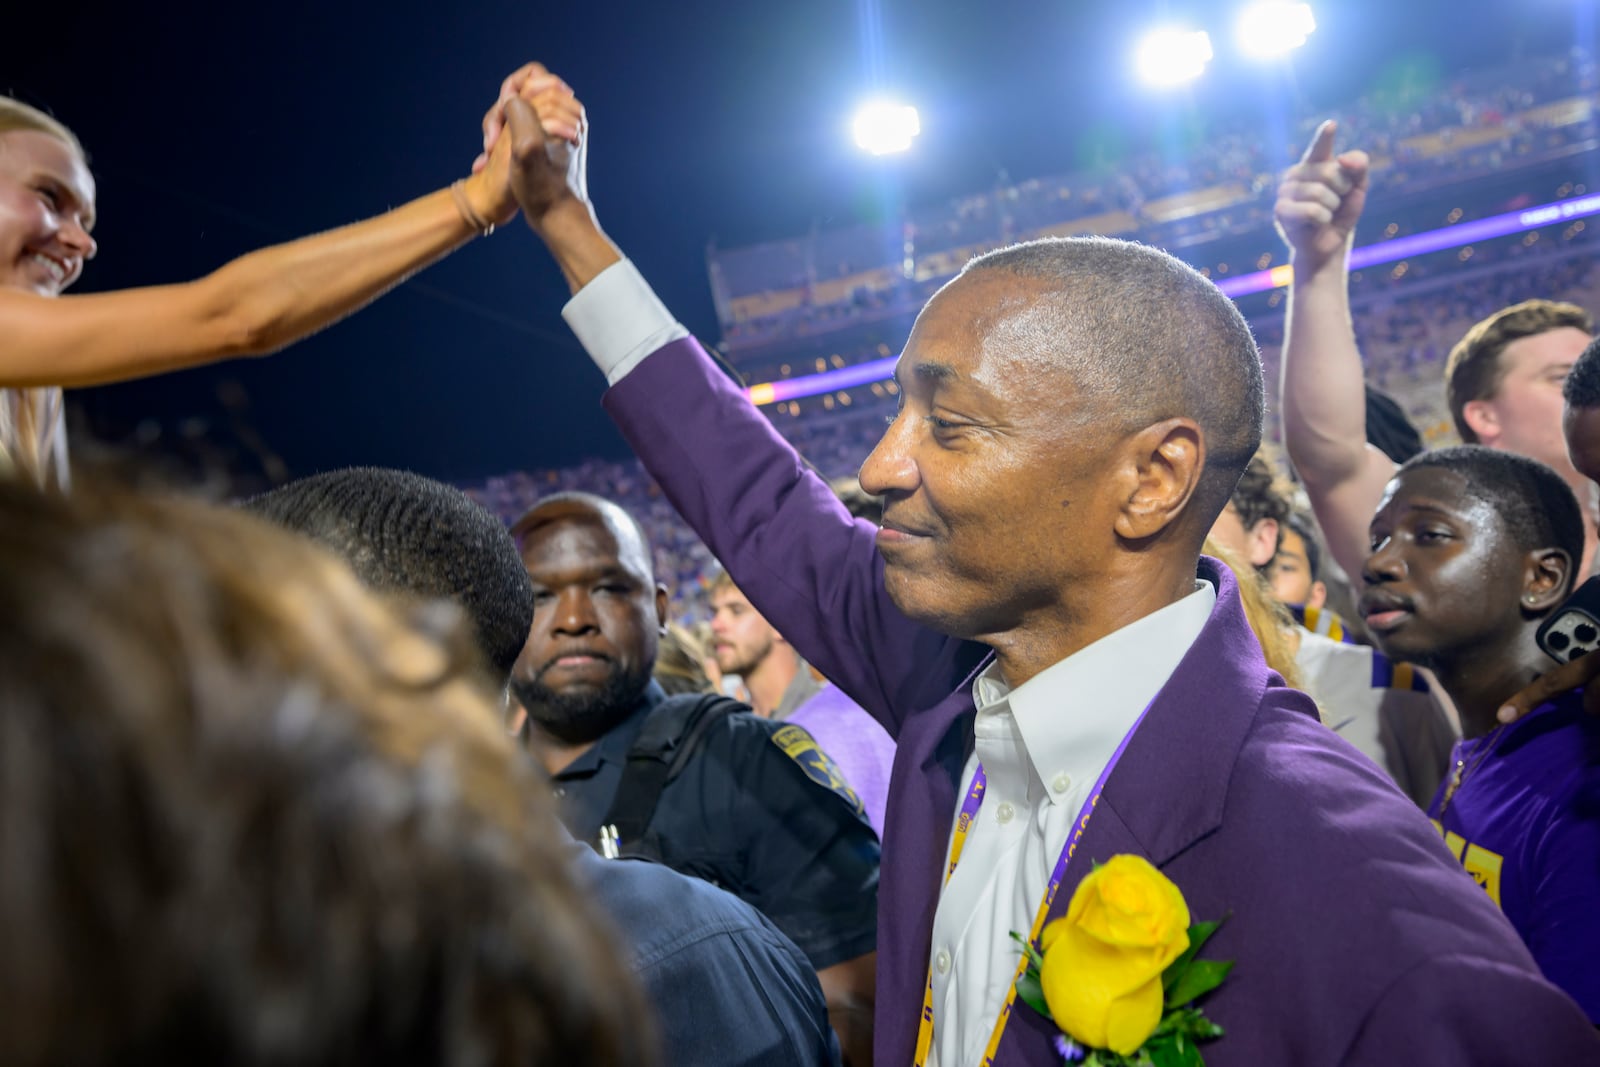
[1134,28,1214,87]
[1236,2,1316,59]
[851,101,921,155]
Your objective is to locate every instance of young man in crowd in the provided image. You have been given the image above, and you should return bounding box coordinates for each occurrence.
[1359,446,1598,1020]
[244,467,844,1067]
[510,491,878,1065]
[1272,510,1329,612]
[488,64,1600,1063]
[709,569,895,834]
[1207,456,1287,570]
[1208,462,1457,806]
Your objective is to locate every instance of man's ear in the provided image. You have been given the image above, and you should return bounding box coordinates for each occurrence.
[1522,548,1572,613]
[655,583,670,635]
[1461,399,1501,446]
[1114,418,1205,542]
[1308,580,1328,611]
[1246,517,1280,569]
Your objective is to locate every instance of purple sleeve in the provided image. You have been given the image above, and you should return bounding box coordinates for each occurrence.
[1524,783,1600,1022]
[601,338,971,736]
[1340,955,1600,1063]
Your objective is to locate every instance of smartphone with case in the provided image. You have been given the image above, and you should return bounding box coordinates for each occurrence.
[1538,575,1600,664]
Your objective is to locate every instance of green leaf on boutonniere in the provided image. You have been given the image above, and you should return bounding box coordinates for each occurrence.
[1014,969,1049,1017]
[1147,1030,1206,1067]
[1008,929,1045,971]
[1162,919,1223,992]
[1165,959,1235,1010]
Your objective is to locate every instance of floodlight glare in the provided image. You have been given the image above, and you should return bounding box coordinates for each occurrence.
[1135,28,1214,87]
[852,101,921,155]
[1237,2,1316,58]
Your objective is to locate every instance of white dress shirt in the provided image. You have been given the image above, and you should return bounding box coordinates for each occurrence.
[926,583,1214,1067]
[559,258,1221,1067]
[562,259,687,382]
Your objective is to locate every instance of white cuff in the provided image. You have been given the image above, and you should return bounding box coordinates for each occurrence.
[561,259,690,385]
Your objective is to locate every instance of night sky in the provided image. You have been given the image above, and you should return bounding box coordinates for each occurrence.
[3,0,1584,483]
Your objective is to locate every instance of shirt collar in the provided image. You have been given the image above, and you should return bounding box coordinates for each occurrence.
[971,580,1216,803]
[773,659,825,721]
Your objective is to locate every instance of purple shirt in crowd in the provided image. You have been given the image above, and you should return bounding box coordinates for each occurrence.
[1428,688,1600,1022]
[787,682,896,838]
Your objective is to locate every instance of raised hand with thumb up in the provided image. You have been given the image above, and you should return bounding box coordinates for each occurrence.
[1274,120,1370,277]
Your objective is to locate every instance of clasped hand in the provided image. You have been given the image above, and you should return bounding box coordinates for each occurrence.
[465,63,590,231]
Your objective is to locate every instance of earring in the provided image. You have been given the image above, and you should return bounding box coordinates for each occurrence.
[1524,594,1538,604]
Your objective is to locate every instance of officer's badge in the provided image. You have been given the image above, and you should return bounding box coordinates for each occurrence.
[771,724,866,817]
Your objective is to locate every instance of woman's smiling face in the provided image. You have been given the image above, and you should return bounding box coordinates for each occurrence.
[0,129,96,297]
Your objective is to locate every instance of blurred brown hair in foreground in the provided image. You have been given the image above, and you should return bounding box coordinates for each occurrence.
[0,478,655,1067]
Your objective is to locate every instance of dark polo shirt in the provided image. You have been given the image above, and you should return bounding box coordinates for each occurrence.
[553,681,879,970]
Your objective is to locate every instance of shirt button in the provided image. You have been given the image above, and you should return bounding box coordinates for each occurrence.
[553,787,566,798]
[1051,772,1071,794]
[996,802,1016,825]
[935,950,952,975]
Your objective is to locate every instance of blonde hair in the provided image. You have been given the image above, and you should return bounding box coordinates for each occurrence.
[654,621,716,695]
[0,387,67,491]
[0,96,84,154]
[0,97,86,492]
[1205,536,1307,695]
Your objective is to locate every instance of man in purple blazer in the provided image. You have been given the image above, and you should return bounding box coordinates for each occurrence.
[486,66,1600,1065]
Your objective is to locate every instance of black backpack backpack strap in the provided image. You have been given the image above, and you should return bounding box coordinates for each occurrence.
[599,693,742,857]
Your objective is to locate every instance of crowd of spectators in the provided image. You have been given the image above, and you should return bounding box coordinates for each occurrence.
[715,48,1598,350]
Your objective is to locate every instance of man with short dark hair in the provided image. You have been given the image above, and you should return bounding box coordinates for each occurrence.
[244,468,846,1067]
[1276,121,1596,580]
[242,466,535,680]
[511,491,879,1066]
[1207,456,1290,570]
[1271,510,1328,615]
[1209,464,1456,807]
[1358,445,1598,1019]
[1562,334,1600,488]
[492,67,1600,1064]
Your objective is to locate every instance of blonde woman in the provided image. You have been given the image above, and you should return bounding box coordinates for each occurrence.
[0,83,580,488]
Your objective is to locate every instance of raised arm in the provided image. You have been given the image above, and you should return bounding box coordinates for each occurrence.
[1276,120,1397,579]
[499,74,973,734]
[0,79,582,390]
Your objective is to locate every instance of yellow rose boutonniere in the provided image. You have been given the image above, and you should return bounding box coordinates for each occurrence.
[1011,856,1232,1067]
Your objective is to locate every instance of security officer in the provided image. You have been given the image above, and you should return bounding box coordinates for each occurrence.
[246,468,844,1067]
[511,492,879,1066]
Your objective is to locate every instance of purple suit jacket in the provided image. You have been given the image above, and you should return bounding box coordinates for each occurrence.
[603,337,1600,1065]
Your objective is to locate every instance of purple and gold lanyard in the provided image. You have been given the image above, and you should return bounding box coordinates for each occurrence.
[911,704,1152,1067]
